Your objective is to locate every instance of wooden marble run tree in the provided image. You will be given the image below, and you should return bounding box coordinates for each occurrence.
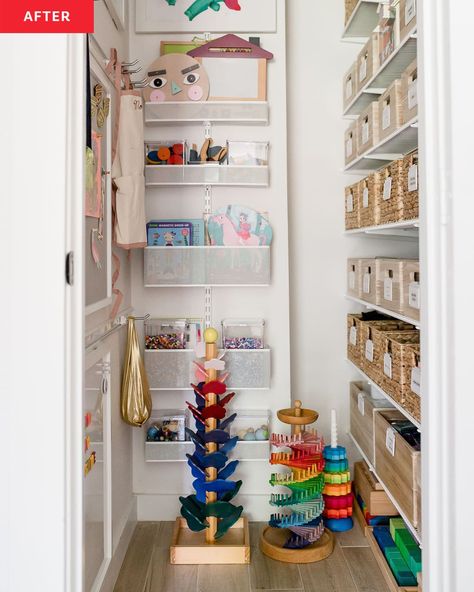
[260,401,335,563]
[170,328,250,564]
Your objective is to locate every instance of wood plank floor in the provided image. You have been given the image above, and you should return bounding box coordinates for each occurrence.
[114,520,390,592]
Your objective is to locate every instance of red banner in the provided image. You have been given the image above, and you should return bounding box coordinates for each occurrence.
[0,0,94,33]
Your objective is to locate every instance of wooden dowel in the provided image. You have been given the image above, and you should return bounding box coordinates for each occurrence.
[205,338,218,543]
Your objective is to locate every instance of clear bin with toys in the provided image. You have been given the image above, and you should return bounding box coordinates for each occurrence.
[145,318,187,350]
[227,141,269,166]
[222,318,265,350]
[146,409,187,442]
[145,140,186,165]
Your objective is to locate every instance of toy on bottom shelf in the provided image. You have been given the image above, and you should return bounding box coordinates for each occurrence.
[260,401,335,563]
[322,410,354,532]
[171,328,250,564]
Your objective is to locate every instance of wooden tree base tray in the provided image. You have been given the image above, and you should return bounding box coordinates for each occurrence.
[170,517,250,565]
[260,526,335,564]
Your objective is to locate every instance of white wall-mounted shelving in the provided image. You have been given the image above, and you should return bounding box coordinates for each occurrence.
[145,101,270,126]
[145,164,269,187]
[145,348,271,391]
[144,246,271,287]
[145,439,270,463]
[349,432,421,544]
[346,295,420,326]
[345,219,419,240]
[342,0,384,42]
[345,117,418,173]
[344,31,417,117]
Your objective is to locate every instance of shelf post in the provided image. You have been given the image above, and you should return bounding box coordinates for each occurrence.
[204,328,218,543]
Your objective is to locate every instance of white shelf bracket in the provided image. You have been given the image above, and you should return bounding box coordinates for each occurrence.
[203,120,212,139]
[204,287,212,328]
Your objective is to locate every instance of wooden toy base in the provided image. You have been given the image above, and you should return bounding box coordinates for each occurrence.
[170,517,250,565]
[259,526,335,564]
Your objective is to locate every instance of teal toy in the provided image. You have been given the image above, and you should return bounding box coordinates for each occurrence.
[185,0,241,21]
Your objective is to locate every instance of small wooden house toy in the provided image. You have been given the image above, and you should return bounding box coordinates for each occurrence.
[188,34,273,101]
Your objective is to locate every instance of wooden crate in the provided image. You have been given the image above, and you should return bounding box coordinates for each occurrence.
[374,410,421,528]
[400,0,417,42]
[345,121,358,166]
[350,383,395,466]
[354,460,398,516]
[359,174,381,228]
[347,314,364,366]
[375,330,421,405]
[366,526,419,592]
[358,102,380,155]
[401,151,419,222]
[356,33,380,92]
[359,258,378,304]
[377,161,405,225]
[378,80,404,142]
[170,517,250,564]
[345,0,359,25]
[359,319,415,381]
[401,60,418,124]
[343,64,357,111]
[345,182,360,229]
[353,494,369,535]
[402,259,420,321]
[377,259,419,315]
[401,344,421,423]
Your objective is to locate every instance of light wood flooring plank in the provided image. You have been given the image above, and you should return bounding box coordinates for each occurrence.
[198,564,251,592]
[147,547,197,592]
[155,522,175,548]
[343,547,391,592]
[335,519,369,548]
[249,522,265,547]
[114,523,159,592]
[250,544,303,591]
[299,544,357,592]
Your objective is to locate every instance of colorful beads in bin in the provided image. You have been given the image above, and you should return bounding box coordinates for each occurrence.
[145,319,186,350]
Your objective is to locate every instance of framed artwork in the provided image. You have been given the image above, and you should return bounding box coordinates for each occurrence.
[135,0,277,33]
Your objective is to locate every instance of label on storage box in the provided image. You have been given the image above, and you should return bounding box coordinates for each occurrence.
[349,270,356,290]
[383,176,392,200]
[382,104,391,130]
[362,121,369,145]
[406,0,416,25]
[346,78,353,100]
[358,392,365,416]
[408,80,418,110]
[359,57,367,83]
[411,366,421,395]
[362,187,369,208]
[408,164,418,192]
[363,272,371,294]
[350,326,358,346]
[386,427,396,456]
[365,339,374,362]
[346,138,353,158]
[409,281,421,309]
[346,193,354,213]
[384,277,393,301]
[384,352,393,379]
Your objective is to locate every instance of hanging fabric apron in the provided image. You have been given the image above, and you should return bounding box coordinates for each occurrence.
[111,93,147,249]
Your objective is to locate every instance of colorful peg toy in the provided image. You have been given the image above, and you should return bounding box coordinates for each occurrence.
[260,401,335,563]
[322,410,354,532]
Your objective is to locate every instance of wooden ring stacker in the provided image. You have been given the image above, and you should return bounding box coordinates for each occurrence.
[260,400,335,563]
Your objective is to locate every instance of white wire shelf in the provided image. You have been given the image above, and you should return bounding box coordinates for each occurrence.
[345,117,418,174]
[144,101,269,125]
[347,359,421,429]
[144,440,270,462]
[345,219,419,240]
[346,295,420,327]
[344,31,417,117]
[342,0,384,42]
[349,432,421,545]
[145,164,269,187]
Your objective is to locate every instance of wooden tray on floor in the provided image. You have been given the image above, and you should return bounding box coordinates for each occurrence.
[260,526,335,563]
[170,517,250,565]
[353,498,369,536]
[366,527,418,592]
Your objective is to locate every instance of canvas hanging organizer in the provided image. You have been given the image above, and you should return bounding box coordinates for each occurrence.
[121,317,152,426]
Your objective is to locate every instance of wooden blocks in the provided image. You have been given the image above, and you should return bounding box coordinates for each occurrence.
[170,517,250,565]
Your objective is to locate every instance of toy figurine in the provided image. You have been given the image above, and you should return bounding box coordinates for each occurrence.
[185,0,241,21]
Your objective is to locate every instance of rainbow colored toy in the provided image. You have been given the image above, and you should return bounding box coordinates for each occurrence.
[164,0,241,21]
[322,410,354,532]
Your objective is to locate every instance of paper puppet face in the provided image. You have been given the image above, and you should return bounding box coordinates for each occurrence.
[144,54,210,103]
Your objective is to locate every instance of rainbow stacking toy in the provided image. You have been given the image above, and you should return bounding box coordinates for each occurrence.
[322,410,354,532]
[170,328,250,565]
[260,401,335,563]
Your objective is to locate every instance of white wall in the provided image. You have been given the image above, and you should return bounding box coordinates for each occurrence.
[286,1,418,454]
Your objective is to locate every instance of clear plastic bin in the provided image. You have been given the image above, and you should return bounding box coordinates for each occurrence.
[227,141,269,166]
[222,318,265,350]
[145,318,187,350]
[145,140,186,165]
[145,410,187,442]
[228,410,270,441]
